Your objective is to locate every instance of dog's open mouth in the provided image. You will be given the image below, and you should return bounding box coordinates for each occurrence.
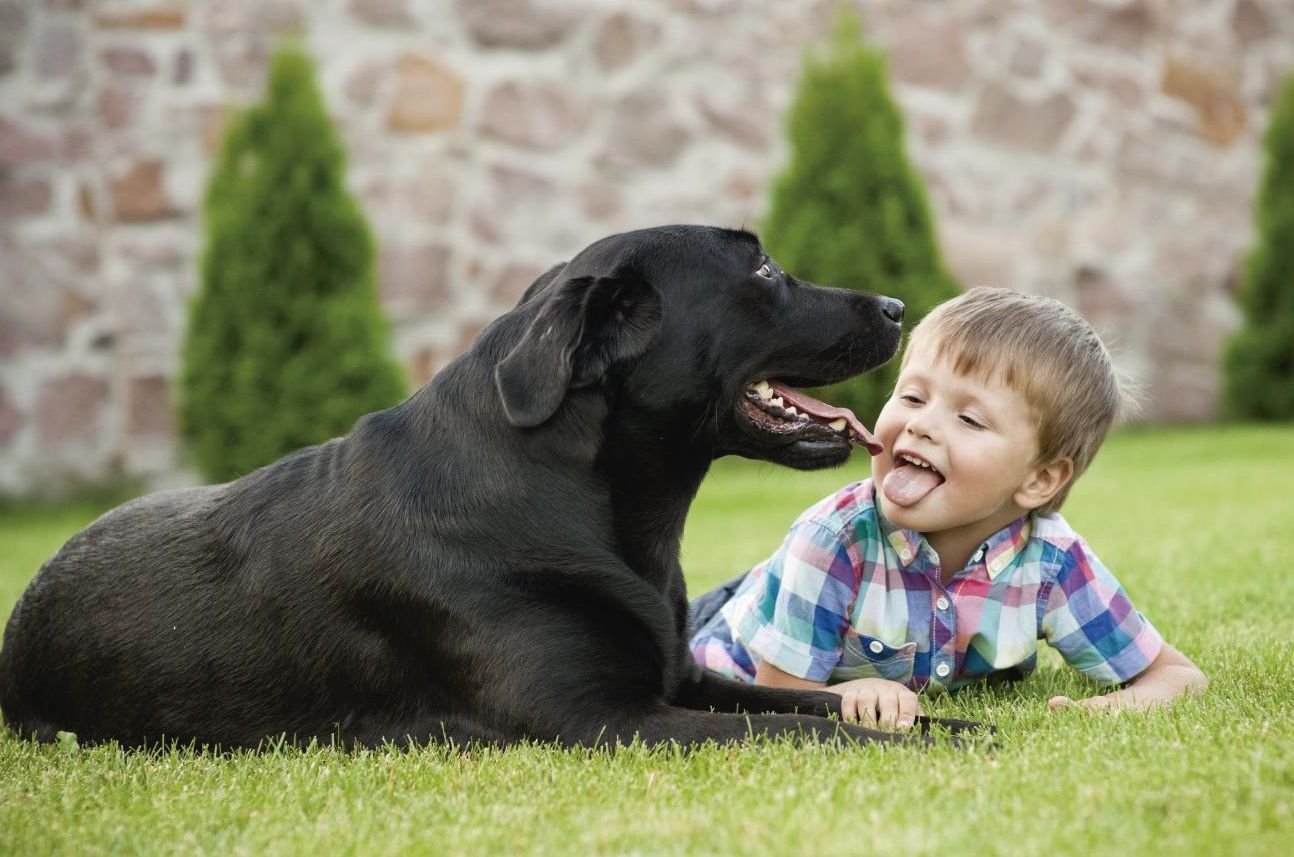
[741,380,882,455]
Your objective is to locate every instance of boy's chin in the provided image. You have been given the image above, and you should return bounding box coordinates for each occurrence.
[877,493,936,531]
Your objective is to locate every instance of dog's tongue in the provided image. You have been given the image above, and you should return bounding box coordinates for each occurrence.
[769,382,883,455]
[882,466,942,507]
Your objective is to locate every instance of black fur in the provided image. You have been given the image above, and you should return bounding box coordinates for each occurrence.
[0,225,977,749]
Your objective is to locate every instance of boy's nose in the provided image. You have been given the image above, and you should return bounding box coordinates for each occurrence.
[905,415,936,442]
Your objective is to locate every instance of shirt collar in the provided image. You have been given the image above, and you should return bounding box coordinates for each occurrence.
[871,481,1033,578]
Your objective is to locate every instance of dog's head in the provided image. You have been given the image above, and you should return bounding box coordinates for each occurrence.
[494,225,903,469]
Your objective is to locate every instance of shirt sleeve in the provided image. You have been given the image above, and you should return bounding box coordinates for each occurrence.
[1039,539,1164,685]
[727,522,857,682]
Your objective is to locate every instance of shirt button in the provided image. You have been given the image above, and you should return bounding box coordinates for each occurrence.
[936,596,950,611]
[868,640,884,654]
[935,663,951,678]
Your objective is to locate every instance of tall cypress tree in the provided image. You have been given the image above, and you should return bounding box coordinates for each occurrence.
[764,12,958,423]
[1225,71,1294,420]
[180,46,406,482]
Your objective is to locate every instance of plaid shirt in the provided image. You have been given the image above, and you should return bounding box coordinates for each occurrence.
[690,479,1163,691]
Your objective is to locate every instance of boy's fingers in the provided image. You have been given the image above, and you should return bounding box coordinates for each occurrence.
[840,691,859,724]
[857,689,879,727]
[1048,695,1076,710]
[897,692,920,730]
[1077,695,1116,712]
[877,690,900,730]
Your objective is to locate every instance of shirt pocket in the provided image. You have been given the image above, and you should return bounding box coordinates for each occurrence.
[836,634,918,684]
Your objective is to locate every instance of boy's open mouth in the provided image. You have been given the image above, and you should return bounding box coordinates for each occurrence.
[883,451,945,507]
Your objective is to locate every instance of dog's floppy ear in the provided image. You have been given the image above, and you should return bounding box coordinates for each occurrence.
[495,272,662,427]
[515,262,567,307]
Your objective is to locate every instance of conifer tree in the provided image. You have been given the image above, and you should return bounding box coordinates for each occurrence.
[764,12,959,423]
[1225,71,1294,420]
[180,46,406,482]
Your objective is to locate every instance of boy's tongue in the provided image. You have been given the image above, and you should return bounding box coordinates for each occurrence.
[883,466,943,507]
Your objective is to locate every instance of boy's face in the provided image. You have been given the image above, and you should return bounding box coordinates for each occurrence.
[872,340,1055,536]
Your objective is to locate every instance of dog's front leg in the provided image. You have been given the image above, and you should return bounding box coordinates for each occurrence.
[675,669,988,736]
[673,669,841,717]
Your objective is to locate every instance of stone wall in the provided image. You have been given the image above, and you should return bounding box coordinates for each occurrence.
[1,0,1291,495]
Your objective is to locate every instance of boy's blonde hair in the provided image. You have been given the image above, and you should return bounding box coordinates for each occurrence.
[903,287,1131,515]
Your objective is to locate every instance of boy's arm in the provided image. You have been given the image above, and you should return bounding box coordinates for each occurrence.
[1049,643,1208,712]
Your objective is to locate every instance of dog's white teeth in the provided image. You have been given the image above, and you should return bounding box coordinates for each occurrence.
[798,413,811,423]
[784,405,798,417]
[770,396,784,408]
[752,380,773,400]
[828,418,847,432]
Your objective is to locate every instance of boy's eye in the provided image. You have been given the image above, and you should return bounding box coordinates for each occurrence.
[959,415,985,429]
[899,394,923,405]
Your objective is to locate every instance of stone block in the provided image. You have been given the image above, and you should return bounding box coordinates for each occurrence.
[98,83,139,128]
[884,11,971,91]
[938,221,1021,290]
[109,160,173,222]
[348,0,411,27]
[0,118,55,165]
[1232,0,1272,45]
[387,54,463,133]
[594,12,659,72]
[1045,0,1155,52]
[35,373,109,450]
[378,242,451,313]
[0,1,30,76]
[172,48,194,85]
[100,46,156,76]
[1161,54,1246,147]
[344,60,386,105]
[95,4,187,29]
[695,77,770,150]
[599,91,688,168]
[970,84,1076,153]
[0,174,53,219]
[1074,266,1142,325]
[480,81,585,150]
[0,239,99,356]
[0,386,19,449]
[127,375,173,437]
[1150,371,1219,423]
[457,0,580,49]
[578,180,621,220]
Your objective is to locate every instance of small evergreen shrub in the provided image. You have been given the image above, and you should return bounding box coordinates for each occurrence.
[180,46,406,482]
[1225,71,1294,420]
[763,12,959,423]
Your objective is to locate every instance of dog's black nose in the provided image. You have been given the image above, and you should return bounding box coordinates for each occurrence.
[881,298,905,323]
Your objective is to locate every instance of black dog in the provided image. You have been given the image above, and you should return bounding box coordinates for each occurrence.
[0,225,976,749]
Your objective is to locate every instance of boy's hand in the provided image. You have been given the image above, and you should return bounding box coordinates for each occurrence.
[1048,644,1208,714]
[826,677,923,730]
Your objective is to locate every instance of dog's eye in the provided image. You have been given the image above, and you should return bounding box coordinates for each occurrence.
[755,262,775,279]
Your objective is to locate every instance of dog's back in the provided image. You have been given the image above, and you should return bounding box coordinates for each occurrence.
[0,437,401,747]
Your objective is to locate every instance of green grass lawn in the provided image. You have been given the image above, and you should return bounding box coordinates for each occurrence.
[2,425,1292,855]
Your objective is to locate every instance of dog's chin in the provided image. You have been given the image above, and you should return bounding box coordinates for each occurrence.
[769,436,854,470]
[730,404,855,470]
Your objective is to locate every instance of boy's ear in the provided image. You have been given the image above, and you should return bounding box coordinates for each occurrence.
[1015,457,1074,512]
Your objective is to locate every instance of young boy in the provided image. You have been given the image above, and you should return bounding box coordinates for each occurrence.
[689,288,1207,730]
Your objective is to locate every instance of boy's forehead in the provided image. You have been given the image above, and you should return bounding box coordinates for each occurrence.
[899,338,1026,400]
